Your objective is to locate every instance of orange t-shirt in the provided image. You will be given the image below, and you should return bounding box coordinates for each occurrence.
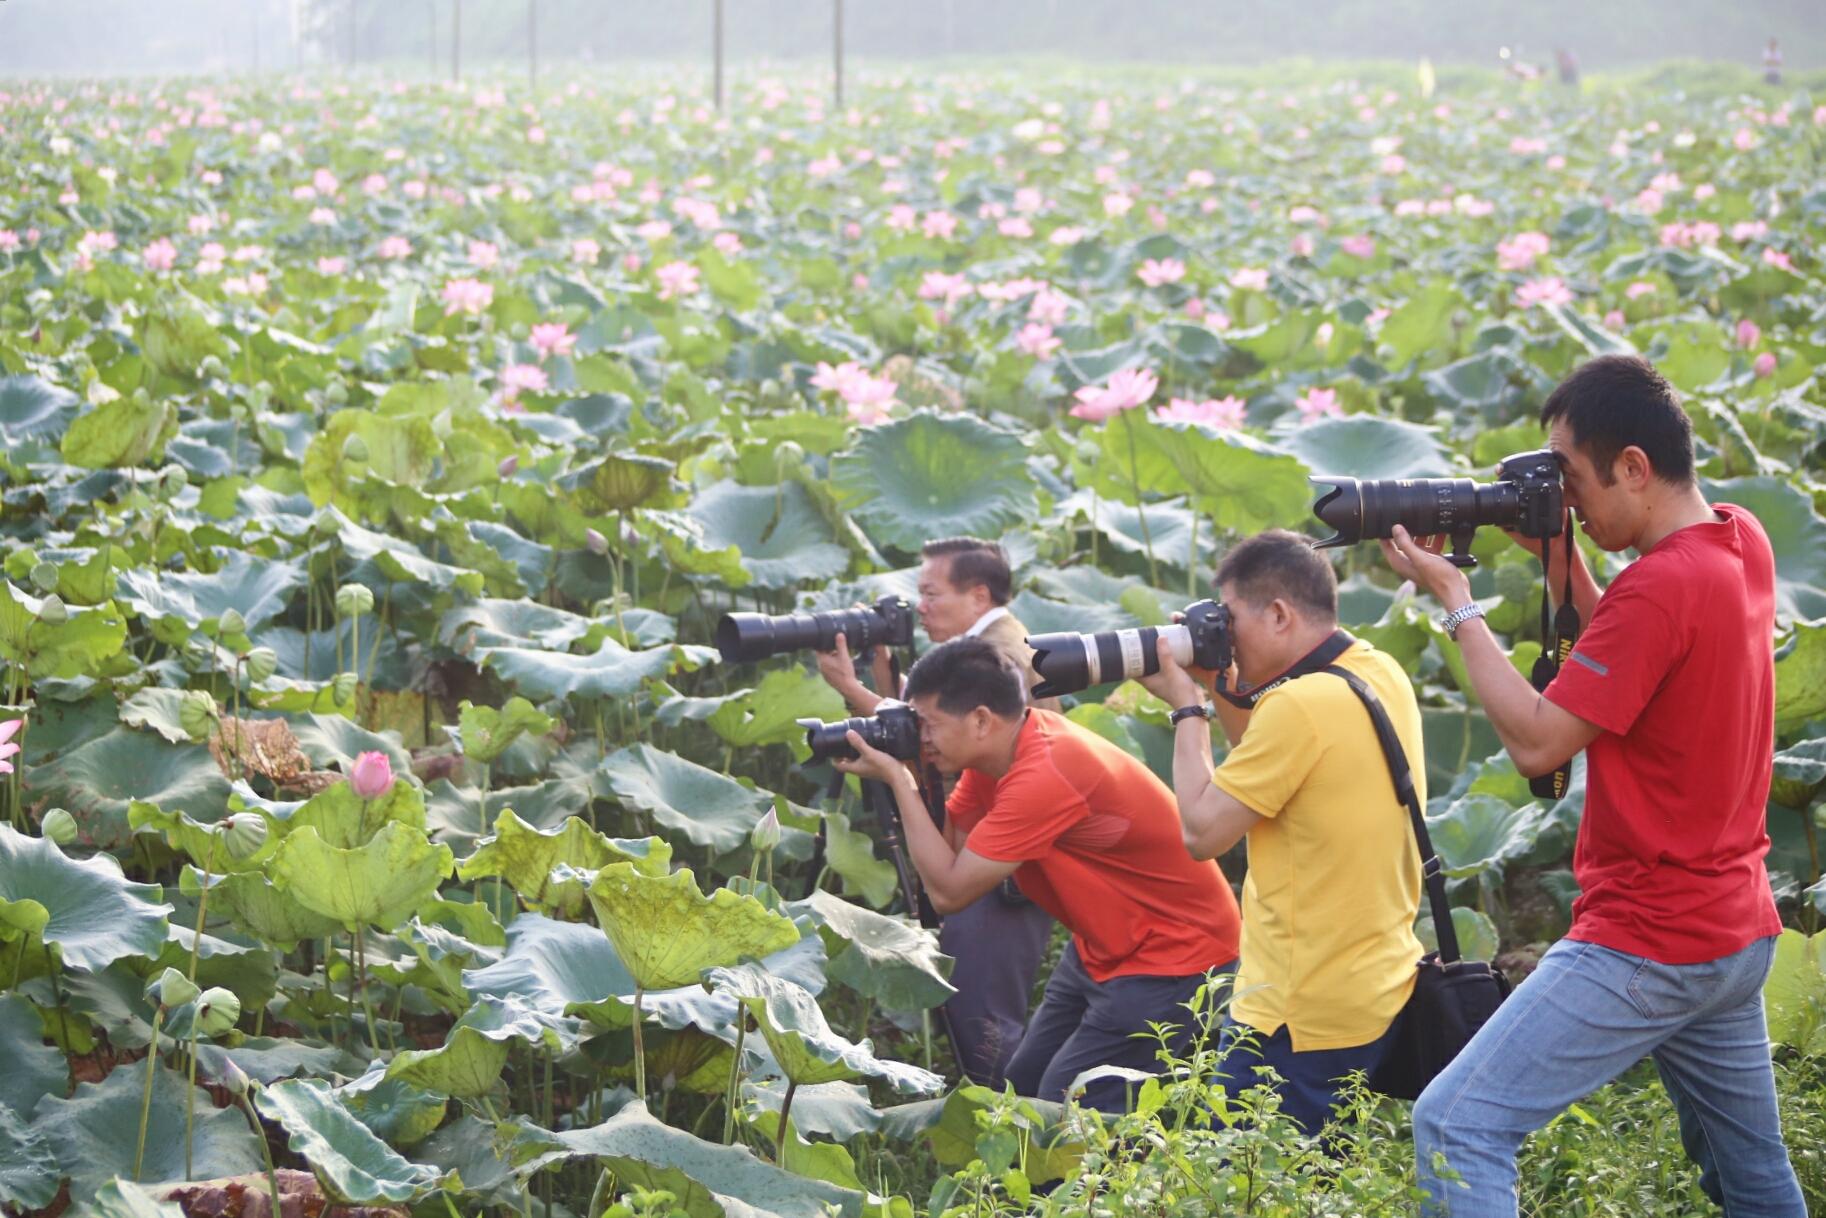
[947,710,1241,983]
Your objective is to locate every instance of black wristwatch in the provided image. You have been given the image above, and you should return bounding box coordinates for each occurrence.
[1169,704,1212,726]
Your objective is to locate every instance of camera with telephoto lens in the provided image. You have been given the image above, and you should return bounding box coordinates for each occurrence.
[797,702,922,763]
[1026,599,1232,699]
[716,595,915,665]
[1309,449,1564,568]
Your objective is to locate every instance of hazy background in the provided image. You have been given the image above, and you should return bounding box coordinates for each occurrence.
[0,0,1820,78]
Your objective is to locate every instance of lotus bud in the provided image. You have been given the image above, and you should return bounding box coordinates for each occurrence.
[162,466,189,496]
[198,355,228,381]
[774,441,806,477]
[216,608,246,638]
[195,987,241,1037]
[216,1055,253,1098]
[149,966,201,1011]
[585,527,609,557]
[179,690,220,740]
[330,671,359,704]
[37,594,68,625]
[498,454,520,478]
[324,379,349,406]
[220,812,269,861]
[349,750,395,800]
[750,806,782,854]
[29,560,59,593]
[341,431,369,463]
[335,583,374,617]
[244,646,278,683]
[41,808,78,846]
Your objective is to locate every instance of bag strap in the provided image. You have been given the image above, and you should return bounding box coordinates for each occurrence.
[1317,664,1461,964]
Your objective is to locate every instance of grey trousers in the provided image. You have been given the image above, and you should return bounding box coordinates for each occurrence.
[939,885,1054,1087]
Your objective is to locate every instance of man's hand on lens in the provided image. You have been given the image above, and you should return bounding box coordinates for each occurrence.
[830,730,916,787]
[1139,637,1206,709]
[815,633,865,698]
[1380,525,1474,611]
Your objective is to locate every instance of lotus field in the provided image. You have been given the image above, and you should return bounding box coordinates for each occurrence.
[2,63,1826,1216]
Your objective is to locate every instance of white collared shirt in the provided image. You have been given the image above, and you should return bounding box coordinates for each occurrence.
[963,606,1010,638]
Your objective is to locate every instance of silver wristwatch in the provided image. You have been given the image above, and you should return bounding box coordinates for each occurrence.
[1441,602,1486,642]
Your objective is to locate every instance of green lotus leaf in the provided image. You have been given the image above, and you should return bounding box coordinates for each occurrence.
[301,409,440,508]
[69,1179,188,1218]
[285,713,414,778]
[0,373,81,447]
[790,890,955,1012]
[818,810,900,910]
[270,822,454,932]
[1060,491,1208,574]
[829,410,1038,554]
[0,825,171,971]
[557,452,680,512]
[1424,795,1546,882]
[877,1085,1078,1183]
[1086,415,1313,534]
[413,1114,520,1207]
[742,1080,884,1142]
[1763,928,1826,1055]
[254,1078,451,1204]
[180,867,341,949]
[114,553,305,644]
[1771,738,1826,809]
[1278,415,1457,481]
[610,1026,735,1095]
[1700,477,1826,624]
[513,1100,870,1218]
[386,995,580,1098]
[1775,619,1826,732]
[129,800,275,873]
[706,966,943,1095]
[425,773,597,855]
[282,775,425,849]
[334,1068,449,1147]
[0,582,128,680]
[586,864,800,993]
[457,810,671,916]
[706,666,847,752]
[0,993,66,1120]
[1417,905,1502,963]
[60,394,178,470]
[686,479,850,589]
[34,1063,262,1202]
[642,509,751,588]
[454,696,553,766]
[27,728,231,850]
[119,687,203,745]
[323,507,485,596]
[194,1036,365,1086]
[598,744,772,855]
[478,636,717,702]
[0,1103,59,1210]
[1377,282,1458,367]
[438,598,596,654]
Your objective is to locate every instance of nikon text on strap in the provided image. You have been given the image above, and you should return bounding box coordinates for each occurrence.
[1214,629,1356,712]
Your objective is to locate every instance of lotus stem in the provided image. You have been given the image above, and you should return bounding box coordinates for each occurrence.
[357,929,382,1056]
[776,1079,799,1173]
[189,832,220,982]
[586,1168,613,1218]
[133,1006,165,1181]
[722,1010,748,1144]
[631,987,648,1100]
[185,1027,200,1179]
[237,1087,282,1218]
[1121,410,1160,587]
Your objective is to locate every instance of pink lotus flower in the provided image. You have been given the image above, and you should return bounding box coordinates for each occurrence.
[1228,267,1269,292]
[1157,395,1245,430]
[571,238,601,265]
[1731,220,1769,242]
[1604,310,1626,329]
[349,750,394,800]
[1339,234,1377,260]
[0,231,18,253]
[997,217,1034,239]
[1514,277,1574,310]
[1103,193,1134,219]
[886,204,917,231]
[921,210,959,240]
[712,231,743,255]
[1016,323,1061,359]
[141,238,177,272]
[635,220,673,242]
[1380,154,1409,175]
[468,240,499,268]
[1763,248,1795,272]
[1625,281,1657,300]
[1048,226,1086,246]
[441,277,494,317]
[1070,368,1159,422]
[655,260,700,300]
[0,717,23,776]
[530,322,576,360]
[1736,319,1762,350]
[811,361,900,424]
[377,235,412,260]
[1754,352,1777,379]
[623,253,643,274]
[500,363,549,400]
[316,256,346,275]
[918,271,973,307]
[1027,286,1071,327]
[1137,258,1186,288]
[1733,127,1758,151]
[1295,387,1343,423]
[1496,232,1552,272]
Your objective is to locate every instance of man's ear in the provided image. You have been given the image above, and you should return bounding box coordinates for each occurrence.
[1616,444,1654,490]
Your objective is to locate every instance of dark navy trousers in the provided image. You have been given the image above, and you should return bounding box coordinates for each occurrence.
[939,884,1054,1087]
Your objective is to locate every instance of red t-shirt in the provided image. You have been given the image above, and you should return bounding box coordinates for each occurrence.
[948,709,1241,982]
[1543,503,1784,964]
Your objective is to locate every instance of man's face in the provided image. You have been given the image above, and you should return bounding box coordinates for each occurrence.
[916,556,984,642]
[1216,580,1286,686]
[906,694,984,775]
[1546,419,1634,553]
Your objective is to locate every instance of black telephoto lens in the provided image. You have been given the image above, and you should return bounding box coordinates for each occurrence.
[714,596,914,665]
[1311,452,1562,555]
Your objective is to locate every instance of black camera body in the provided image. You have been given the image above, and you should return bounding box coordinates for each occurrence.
[1027,599,1233,699]
[1310,448,1564,568]
[716,594,916,664]
[798,702,922,762]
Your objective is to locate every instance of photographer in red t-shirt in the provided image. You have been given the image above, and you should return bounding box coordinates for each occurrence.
[1384,355,1803,1217]
[832,636,1241,1112]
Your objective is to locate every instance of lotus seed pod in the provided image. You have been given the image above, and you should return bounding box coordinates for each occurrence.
[340,431,369,462]
[195,987,241,1037]
[217,608,247,637]
[331,671,359,704]
[41,808,78,846]
[335,583,374,617]
[750,806,782,853]
[149,966,200,1011]
[29,560,59,593]
[179,690,219,740]
[221,812,269,861]
[244,646,278,684]
[37,594,68,625]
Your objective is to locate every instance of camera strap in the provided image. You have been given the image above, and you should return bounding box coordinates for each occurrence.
[1214,629,1356,711]
[1527,528,1580,801]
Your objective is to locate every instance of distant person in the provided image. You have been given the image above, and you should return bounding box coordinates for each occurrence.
[1555,47,1580,88]
[1763,37,1783,86]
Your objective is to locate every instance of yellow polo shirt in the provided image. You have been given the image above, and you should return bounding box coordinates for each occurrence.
[1211,639,1424,1051]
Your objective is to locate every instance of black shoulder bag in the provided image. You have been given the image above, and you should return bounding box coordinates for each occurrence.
[1319,664,1513,1101]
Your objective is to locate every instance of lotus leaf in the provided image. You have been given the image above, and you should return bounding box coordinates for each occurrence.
[387,995,580,1097]
[706,966,944,1095]
[0,581,128,680]
[0,824,171,971]
[0,1103,60,1210]
[453,697,554,765]
[478,636,717,702]
[599,744,774,855]
[1278,415,1457,481]
[180,867,341,949]
[586,864,800,993]
[457,810,671,916]
[1775,620,1826,732]
[829,411,1038,554]
[0,992,67,1120]
[254,1078,451,1204]
[1423,795,1546,882]
[686,480,850,589]
[60,394,178,470]
[270,822,453,932]
[792,890,955,1011]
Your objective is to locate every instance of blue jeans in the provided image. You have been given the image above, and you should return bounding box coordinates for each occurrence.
[1216,1016,1400,1134]
[1414,934,1804,1217]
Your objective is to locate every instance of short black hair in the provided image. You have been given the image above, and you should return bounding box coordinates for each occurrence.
[1215,530,1338,620]
[1539,355,1695,486]
[903,637,1027,719]
[920,537,1012,606]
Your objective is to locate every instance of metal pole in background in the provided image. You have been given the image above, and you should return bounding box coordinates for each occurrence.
[833,0,844,109]
[714,0,725,111]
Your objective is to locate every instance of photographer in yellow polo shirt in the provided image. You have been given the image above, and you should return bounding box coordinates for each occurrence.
[1140,530,1423,1133]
